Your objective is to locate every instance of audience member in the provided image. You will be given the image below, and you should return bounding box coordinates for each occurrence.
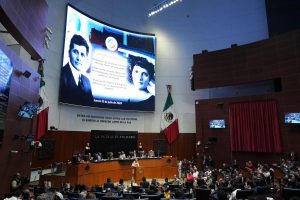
[140,177,150,189]
[10,173,23,196]
[117,178,126,192]
[103,178,114,190]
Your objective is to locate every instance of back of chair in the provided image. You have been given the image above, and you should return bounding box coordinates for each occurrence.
[122,192,140,199]
[94,192,106,199]
[68,192,80,199]
[194,188,211,200]
[140,194,161,200]
[101,196,121,200]
[120,199,148,200]
[236,189,254,199]
[256,185,271,195]
[95,186,103,192]
[282,188,300,200]
[132,185,141,193]
[169,184,180,192]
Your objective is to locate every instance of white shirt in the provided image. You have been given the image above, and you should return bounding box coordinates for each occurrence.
[132,160,140,167]
[69,62,81,86]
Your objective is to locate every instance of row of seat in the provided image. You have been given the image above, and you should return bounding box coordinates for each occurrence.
[67,187,300,200]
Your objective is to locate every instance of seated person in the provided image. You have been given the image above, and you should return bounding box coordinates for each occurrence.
[83,153,92,162]
[107,152,114,160]
[164,189,171,199]
[138,150,145,158]
[93,152,102,161]
[140,177,150,189]
[10,172,23,196]
[147,184,160,195]
[72,153,82,164]
[163,177,170,189]
[173,174,181,185]
[150,178,160,189]
[148,149,155,158]
[119,151,126,159]
[117,178,126,192]
[129,150,137,158]
[103,178,114,190]
[245,160,255,172]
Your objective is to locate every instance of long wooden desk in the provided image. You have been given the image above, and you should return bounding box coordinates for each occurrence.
[39,157,178,188]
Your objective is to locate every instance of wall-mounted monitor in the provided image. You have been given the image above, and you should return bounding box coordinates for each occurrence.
[59,4,156,112]
[209,119,225,128]
[284,113,300,124]
[18,103,40,119]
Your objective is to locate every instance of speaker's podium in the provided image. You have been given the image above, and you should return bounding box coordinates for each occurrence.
[132,166,143,183]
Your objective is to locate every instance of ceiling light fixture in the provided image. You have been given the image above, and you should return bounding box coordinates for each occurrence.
[148,0,183,17]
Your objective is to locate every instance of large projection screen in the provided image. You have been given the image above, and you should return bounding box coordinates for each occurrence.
[59,5,156,112]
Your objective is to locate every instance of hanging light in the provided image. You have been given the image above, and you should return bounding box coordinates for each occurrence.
[148,0,183,17]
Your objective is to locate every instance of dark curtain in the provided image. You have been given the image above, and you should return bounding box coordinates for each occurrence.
[35,107,49,141]
[229,100,281,152]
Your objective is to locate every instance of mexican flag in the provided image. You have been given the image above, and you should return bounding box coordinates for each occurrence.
[160,85,179,144]
[35,60,49,141]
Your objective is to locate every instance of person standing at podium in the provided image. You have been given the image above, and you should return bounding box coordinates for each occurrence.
[131,158,140,183]
[132,158,140,167]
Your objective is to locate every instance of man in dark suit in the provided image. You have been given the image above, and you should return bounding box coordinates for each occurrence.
[140,176,150,189]
[59,34,93,105]
[103,177,115,190]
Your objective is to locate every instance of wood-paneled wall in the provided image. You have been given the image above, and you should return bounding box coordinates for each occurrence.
[193,29,300,168]
[31,131,195,169]
[0,40,40,196]
[0,0,48,59]
[0,0,47,196]
[193,29,300,90]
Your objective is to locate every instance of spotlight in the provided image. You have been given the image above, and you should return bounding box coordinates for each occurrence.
[43,26,52,49]
[44,40,49,49]
[45,27,53,34]
[148,0,183,17]
[45,33,51,41]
